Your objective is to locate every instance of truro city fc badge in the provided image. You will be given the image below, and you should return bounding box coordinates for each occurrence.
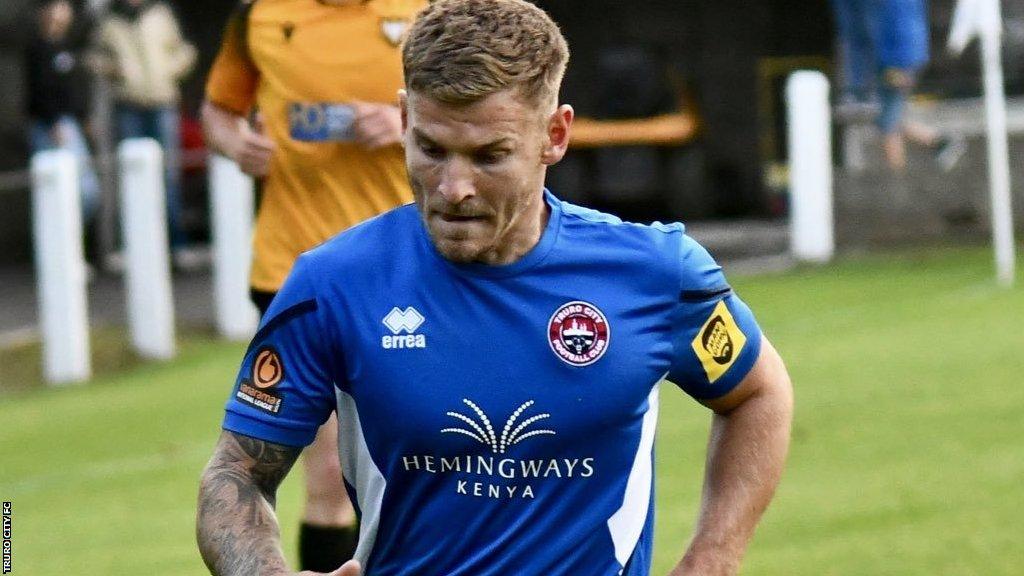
[548,301,610,366]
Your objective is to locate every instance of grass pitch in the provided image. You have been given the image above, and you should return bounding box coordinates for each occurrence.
[1,247,1022,575]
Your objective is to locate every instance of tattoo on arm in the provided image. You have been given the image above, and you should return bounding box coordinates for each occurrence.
[196,430,301,576]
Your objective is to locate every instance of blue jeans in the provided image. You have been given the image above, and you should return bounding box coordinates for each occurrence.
[877,67,918,134]
[30,116,101,226]
[831,0,881,102]
[116,103,187,248]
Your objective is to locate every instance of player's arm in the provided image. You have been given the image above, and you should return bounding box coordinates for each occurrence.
[202,0,273,176]
[197,431,362,576]
[669,338,793,576]
[197,251,360,575]
[196,430,299,575]
[202,100,275,176]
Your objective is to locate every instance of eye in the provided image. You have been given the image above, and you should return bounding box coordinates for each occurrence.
[418,141,446,160]
[474,150,509,165]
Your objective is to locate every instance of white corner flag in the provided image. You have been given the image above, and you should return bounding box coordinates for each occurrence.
[948,0,1016,286]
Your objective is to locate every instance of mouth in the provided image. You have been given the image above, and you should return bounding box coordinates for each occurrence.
[435,211,487,224]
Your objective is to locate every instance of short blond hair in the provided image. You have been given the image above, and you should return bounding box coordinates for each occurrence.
[402,0,569,107]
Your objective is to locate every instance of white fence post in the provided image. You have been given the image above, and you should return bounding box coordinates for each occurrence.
[209,155,258,339]
[787,71,835,263]
[31,149,91,385]
[119,138,176,359]
[948,0,1016,286]
[978,5,1016,287]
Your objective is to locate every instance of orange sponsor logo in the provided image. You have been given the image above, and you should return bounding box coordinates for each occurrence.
[253,348,284,389]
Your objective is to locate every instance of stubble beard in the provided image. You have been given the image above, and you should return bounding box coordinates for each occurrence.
[411,176,490,264]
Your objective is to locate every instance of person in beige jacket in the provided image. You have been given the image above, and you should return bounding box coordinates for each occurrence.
[90,0,197,257]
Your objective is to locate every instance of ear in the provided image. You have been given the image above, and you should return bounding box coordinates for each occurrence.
[398,89,409,134]
[540,104,574,166]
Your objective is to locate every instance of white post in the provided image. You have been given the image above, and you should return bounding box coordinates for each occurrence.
[119,138,176,359]
[787,71,835,263]
[31,150,91,385]
[209,155,259,339]
[949,0,1016,286]
[979,1,1016,287]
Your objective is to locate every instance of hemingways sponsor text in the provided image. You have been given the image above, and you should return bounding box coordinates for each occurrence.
[401,455,596,499]
[3,501,10,574]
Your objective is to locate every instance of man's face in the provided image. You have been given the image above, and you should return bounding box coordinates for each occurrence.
[42,0,73,38]
[401,89,571,265]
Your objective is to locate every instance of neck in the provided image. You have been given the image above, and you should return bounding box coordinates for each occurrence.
[43,29,65,42]
[478,193,550,266]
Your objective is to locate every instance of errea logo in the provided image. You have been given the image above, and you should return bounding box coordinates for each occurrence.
[382,307,427,349]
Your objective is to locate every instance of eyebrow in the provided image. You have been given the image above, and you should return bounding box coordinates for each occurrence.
[411,128,515,150]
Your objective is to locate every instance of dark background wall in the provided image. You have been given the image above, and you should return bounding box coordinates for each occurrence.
[0,0,1022,264]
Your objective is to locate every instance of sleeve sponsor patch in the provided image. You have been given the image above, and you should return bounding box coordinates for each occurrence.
[253,347,285,389]
[691,300,747,384]
[236,346,285,415]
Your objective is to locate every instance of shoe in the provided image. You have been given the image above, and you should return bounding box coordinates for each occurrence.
[934,134,965,172]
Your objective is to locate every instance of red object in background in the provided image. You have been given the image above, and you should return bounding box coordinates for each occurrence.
[180,112,207,173]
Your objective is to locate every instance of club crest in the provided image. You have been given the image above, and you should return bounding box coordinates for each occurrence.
[548,301,610,366]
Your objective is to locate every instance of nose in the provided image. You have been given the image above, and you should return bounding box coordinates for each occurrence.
[437,158,475,204]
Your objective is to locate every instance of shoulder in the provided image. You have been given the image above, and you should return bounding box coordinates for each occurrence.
[218,0,260,54]
[556,196,722,290]
[560,198,683,237]
[559,197,686,259]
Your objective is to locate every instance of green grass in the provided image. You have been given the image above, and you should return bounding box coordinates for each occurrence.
[2,247,1023,575]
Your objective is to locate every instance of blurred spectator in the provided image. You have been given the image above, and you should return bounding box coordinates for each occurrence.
[88,0,197,263]
[830,0,881,119]
[876,0,963,171]
[831,0,964,171]
[24,0,100,231]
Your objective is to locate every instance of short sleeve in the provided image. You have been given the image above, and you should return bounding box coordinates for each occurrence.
[666,234,763,400]
[222,254,339,447]
[204,2,259,114]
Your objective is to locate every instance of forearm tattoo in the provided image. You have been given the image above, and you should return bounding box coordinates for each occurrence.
[197,430,301,576]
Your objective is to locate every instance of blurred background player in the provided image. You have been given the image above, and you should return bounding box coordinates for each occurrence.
[25,0,100,251]
[201,0,424,570]
[88,0,197,264]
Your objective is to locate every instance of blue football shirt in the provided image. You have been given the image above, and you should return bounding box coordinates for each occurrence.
[223,190,762,575]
